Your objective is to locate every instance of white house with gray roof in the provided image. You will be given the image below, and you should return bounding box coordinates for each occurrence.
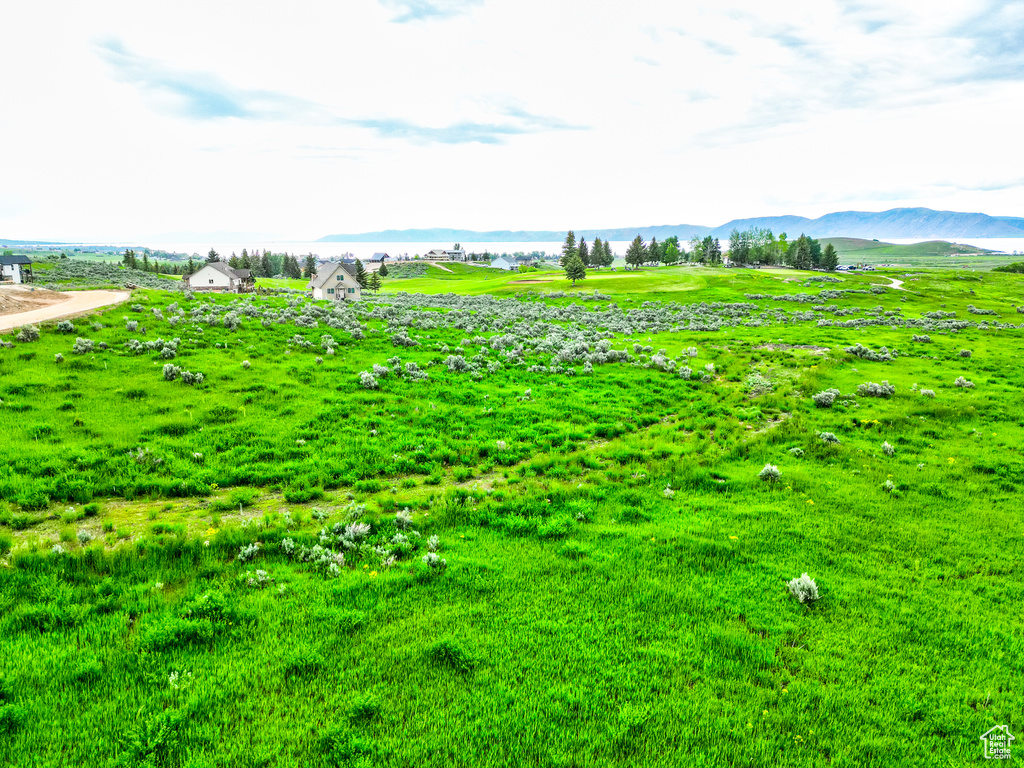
[182,261,253,293]
[308,262,362,302]
[0,254,33,284]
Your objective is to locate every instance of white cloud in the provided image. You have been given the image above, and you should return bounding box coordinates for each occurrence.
[0,0,1021,241]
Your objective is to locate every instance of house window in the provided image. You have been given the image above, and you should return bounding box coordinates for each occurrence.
[336,274,343,280]
[327,288,334,294]
[209,279,214,284]
[348,287,355,293]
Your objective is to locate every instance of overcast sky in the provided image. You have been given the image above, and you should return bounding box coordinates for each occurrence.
[1,0,1022,241]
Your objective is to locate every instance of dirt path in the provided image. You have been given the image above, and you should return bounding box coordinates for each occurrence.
[875,276,908,291]
[428,262,454,273]
[0,289,131,332]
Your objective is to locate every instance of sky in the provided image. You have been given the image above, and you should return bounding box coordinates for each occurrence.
[1,0,1022,242]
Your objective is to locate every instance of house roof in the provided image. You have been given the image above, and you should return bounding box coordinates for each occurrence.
[0,254,32,266]
[371,252,389,260]
[308,261,358,290]
[183,261,252,281]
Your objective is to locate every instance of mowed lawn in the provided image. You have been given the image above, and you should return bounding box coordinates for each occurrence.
[0,263,1022,767]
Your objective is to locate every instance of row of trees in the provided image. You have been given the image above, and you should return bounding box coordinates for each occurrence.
[725,228,838,270]
[559,229,841,272]
[121,249,188,275]
[560,231,615,269]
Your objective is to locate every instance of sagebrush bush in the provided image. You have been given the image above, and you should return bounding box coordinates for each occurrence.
[819,432,840,445]
[787,573,820,604]
[71,337,94,355]
[16,325,39,343]
[857,380,896,398]
[758,464,781,483]
[812,389,839,408]
[882,441,895,456]
[237,543,260,563]
[954,376,975,388]
[845,343,897,362]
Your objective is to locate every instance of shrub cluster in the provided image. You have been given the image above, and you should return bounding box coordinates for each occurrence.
[857,381,896,398]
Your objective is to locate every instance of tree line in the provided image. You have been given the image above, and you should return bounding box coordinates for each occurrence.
[120,249,189,275]
[556,227,841,274]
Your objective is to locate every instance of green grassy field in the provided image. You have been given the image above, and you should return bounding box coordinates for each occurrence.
[1,263,1022,766]
[818,237,1023,269]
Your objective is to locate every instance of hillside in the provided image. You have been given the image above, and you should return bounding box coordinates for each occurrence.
[821,237,994,256]
[319,207,1024,243]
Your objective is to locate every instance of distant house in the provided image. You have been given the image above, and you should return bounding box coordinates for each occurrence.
[0,254,33,284]
[490,255,517,271]
[369,252,389,263]
[446,249,467,261]
[423,249,448,261]
[182,261,254,293]
[308,262,362,302]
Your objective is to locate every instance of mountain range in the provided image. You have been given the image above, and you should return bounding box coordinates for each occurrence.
[318,207,1024,243]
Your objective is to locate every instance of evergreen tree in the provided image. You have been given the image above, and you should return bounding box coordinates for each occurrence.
[578,238,590,267]
[122,249,137,269]
[711,238,723,265]
[206,248,219,263]
[260,252,272,278]
[789,235,812,270]
[809,237,822,268]
[625,235,647,270]
[648,236,661,265]
[821,243,839,272]
[240,248,250,270]
[700,236,722,265]
[591,238,603,269]
[600,240,614,268]
[304,254,317,279]
[379,262,389,277]
[228,253,241,269]
[369,271,382,294]
[560,231,578,267]
[564,253,586,286]
[354,259,369,289]
[186,257,196,275]
[142,253,150,272]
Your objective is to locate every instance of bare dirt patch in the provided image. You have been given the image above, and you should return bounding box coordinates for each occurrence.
[0,286,67,315]
[0,289,131,332]
[755,343,830,355]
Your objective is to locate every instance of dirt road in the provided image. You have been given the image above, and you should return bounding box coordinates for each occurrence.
[0,288,131,332]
